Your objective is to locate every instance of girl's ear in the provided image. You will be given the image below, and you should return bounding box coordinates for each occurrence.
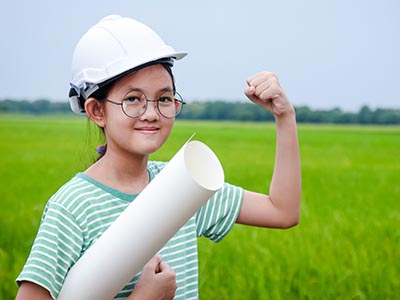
[85,98,106,128]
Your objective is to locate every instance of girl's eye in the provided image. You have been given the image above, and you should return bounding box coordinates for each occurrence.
[125,96,141,103]
[158,96,174,104]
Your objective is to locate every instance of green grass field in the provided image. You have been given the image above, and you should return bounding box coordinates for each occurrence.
[1,115,399,299]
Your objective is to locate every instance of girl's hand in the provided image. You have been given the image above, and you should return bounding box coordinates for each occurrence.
[127,256,177,300]
[244,71,295,119]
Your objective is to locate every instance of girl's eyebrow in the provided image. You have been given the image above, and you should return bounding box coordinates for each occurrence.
[158,87,174,93]
[123,86,174,94]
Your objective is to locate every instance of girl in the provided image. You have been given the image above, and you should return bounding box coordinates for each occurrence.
[16,15,301,300]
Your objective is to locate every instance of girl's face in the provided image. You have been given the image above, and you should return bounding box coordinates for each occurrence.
[101,64,176,158]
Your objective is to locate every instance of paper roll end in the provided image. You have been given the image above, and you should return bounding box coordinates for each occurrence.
[184,141,224,191]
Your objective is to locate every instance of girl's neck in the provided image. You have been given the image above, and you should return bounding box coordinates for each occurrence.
[85,151,150,195]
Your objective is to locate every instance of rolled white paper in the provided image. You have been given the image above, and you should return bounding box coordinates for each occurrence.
[57,140,224,300]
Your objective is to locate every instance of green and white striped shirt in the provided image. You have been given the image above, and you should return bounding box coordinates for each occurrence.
[17,161,243,299]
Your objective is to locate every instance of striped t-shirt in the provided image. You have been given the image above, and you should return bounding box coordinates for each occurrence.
[16,161,243,299]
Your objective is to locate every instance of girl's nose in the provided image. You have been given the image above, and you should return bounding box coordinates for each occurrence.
[139,101,160,121]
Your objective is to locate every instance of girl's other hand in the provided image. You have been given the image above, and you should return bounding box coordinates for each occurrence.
[127,255,177,300]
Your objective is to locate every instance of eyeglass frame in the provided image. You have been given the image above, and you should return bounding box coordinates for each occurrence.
[104,91,186,119]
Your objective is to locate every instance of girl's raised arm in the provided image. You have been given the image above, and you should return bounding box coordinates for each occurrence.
[236,72,301,229]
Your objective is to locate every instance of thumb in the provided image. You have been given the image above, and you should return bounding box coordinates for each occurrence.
[244,85,255,96]
[244,86,258,102]
[157,260,173,273]
[144,255,162,273]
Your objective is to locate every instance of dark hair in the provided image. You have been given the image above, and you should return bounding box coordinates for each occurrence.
[90,63,176,162]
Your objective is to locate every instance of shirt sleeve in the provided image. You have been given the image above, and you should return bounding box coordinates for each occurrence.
[16,200,83,299]
[195,182,244,242]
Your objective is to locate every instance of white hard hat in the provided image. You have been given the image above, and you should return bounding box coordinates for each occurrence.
[69,15,187,114]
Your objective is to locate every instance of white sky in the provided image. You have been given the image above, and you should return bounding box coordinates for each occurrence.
[1,0,399,111]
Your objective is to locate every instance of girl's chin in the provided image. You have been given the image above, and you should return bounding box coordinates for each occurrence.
[133,142,166,156]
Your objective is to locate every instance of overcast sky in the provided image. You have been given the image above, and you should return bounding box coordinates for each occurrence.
[1,0,399,111]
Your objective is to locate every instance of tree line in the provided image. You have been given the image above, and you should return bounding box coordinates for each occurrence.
[0,99,399,124]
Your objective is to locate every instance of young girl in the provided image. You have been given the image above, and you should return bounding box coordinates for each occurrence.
[16,15,301,300]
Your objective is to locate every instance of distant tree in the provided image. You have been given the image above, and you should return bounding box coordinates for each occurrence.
[358,105,373,124]
[374,108,400,124]
[335,112,357,124]
[31,99,51,114]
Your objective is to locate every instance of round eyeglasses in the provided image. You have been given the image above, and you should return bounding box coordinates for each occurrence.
[105,91,185,119]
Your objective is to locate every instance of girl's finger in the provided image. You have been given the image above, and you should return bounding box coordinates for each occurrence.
[247,72,278,88]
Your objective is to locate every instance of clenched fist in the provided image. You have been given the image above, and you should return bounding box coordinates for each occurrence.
[244,71,295,118]
[127,256,177,300]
